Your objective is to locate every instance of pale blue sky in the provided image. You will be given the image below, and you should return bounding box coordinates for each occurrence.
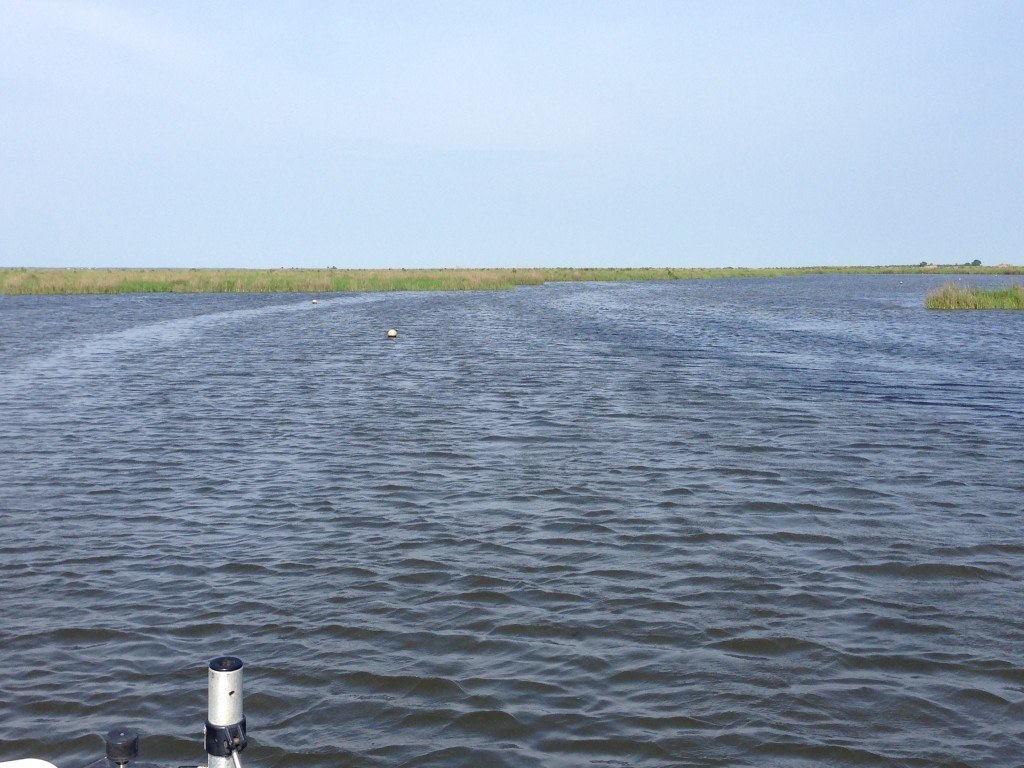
[1,1,1021,269]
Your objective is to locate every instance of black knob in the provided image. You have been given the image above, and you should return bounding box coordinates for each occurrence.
[105,727,139,764]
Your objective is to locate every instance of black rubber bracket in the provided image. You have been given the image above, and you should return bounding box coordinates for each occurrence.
[205,716,247,757]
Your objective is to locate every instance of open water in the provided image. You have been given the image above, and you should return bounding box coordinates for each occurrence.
[0,275,1022,768]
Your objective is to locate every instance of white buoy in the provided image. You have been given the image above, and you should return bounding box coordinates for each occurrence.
[387,329,398,339]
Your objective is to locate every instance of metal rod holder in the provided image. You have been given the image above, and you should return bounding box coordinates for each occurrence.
[205,657,246,768]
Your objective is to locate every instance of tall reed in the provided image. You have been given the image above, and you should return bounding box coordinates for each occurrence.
[925,282,1024,309]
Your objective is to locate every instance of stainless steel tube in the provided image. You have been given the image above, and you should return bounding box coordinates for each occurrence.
[206,657,244,768]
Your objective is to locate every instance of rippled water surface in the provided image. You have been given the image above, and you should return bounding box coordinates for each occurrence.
[1,276,1022,767]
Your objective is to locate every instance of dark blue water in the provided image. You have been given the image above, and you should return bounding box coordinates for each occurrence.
[1,275,1022,768]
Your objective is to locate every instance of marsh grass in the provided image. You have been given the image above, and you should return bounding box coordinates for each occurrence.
[2,265,1023,296]
[0,268,538,295]
[925,282,1024,310]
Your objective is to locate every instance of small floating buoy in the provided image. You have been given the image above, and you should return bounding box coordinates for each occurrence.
[387,329,398,339]
[311,299,318,304]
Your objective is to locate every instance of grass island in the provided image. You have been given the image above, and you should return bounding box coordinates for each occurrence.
[925,282,1024,310]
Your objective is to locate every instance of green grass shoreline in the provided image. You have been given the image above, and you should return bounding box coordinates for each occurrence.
[1,265,1022,296]
[925,282,1024,310]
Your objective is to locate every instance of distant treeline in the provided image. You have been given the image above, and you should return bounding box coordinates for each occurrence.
[1,265,1022,296]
